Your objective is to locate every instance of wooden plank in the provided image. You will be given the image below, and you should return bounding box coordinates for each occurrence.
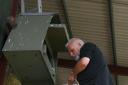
[58,59,128,76]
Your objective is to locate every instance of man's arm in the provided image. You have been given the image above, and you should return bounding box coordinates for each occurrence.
[68,57,90,85]
[72,57,90,76]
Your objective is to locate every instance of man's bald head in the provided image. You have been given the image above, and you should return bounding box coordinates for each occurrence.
[65,38,85,60]
[65,38,85,48]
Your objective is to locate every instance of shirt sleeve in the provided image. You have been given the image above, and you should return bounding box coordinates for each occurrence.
[80,43,95,59]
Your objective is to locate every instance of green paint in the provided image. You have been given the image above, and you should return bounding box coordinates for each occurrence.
[0,0,12,50]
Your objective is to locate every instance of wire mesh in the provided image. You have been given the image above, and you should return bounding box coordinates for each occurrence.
[24,0,38,13]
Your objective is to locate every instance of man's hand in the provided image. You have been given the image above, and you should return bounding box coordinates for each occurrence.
[68,72,76,85]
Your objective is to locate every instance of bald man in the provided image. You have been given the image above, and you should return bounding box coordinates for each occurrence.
[66,38,114,85]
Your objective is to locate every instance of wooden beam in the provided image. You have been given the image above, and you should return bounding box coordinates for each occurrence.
[11,0,18,18]
[58,59,128,76]
[0,54,7,85]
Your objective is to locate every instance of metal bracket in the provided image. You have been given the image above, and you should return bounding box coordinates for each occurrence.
[21,0,43,15]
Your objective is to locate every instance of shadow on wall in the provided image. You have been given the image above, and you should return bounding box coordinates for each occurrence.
[56,67,71,85]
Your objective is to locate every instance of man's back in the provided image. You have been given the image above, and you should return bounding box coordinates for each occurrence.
[77,42,113,85]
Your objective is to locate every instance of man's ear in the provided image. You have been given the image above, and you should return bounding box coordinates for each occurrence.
[78,43,82,46]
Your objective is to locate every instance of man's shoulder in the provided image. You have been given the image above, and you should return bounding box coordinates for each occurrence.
[84,42,96,48]
[80,42,96,52]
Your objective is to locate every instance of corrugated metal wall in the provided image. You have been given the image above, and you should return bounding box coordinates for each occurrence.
[113,0,128,67]
[112,0,128,84]
[43,0,66,23]
[63,0,113,64]
[118,76,128,85]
